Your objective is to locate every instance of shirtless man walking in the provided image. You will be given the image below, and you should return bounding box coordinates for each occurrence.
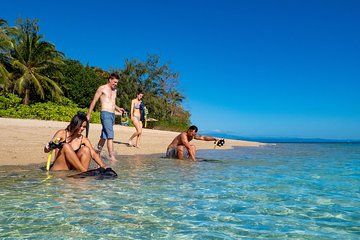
[166,125,218,161]
[87,73,124,161]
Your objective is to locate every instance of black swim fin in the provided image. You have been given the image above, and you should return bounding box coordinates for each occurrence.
[69,167,118,179]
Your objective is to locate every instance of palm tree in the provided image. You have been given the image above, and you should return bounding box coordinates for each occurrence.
[10,18,64,104]
[0,18,15,91]
[167,89,185,117]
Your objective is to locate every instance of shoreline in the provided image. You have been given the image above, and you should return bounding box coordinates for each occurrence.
[0,117,265,167]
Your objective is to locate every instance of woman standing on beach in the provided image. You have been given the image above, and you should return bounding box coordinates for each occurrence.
[44,112,107,172]
[128,90,144,148]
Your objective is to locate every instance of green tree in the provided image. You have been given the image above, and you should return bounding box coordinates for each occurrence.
[0,18,16,91]
[116,59,145,111]
[167,89,185,117]
[118,54,190,126]
[9,18,65,105]
[61,59,106,108]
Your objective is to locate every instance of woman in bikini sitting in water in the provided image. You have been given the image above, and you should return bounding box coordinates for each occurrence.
[128,90,144,148]
[44,112,107,172]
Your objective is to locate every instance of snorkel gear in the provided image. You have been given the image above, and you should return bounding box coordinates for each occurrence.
[214,139,225,148]
[48,140,64,149]
[46,137,61,171]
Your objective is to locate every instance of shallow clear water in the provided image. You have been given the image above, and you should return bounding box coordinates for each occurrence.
[0,143,359,239]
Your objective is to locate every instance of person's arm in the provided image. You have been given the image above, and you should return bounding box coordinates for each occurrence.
[194,135,218,142]
[115,105,124,115]
[180,133,196,161]
[83,137,107,168]
[44,130,65,153]
[87,86,103,120]
[130,99,135,118]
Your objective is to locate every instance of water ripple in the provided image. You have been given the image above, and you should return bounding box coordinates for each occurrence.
[1,144,359,239]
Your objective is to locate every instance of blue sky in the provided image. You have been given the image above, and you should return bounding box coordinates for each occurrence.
[2,0,360,139]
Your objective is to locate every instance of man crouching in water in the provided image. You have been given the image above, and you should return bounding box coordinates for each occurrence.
[166,125,218,161]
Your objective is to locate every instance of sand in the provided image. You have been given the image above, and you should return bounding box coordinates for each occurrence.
[0,117,264,166]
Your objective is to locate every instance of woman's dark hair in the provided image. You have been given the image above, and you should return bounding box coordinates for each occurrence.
[136,89,143,96]
[66,112,89,137]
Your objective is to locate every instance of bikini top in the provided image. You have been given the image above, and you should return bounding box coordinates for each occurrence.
[62,130,84,152]
[134,102,141,109]
[74,136,85,153]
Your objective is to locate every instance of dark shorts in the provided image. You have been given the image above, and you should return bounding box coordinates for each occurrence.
[100,111,115,139]
[166,148,177,158]
[166,147,188,159]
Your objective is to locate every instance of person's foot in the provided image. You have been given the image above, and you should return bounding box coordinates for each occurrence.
[95,146,103,154]
[110,155,118,162]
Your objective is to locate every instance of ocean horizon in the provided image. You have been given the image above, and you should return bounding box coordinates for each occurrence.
[203,132,360,143]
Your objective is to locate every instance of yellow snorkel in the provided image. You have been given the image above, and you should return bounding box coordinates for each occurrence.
[46,137,60,171]
[46,151,53,171]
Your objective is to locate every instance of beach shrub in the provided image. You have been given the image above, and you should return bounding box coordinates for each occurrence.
[0,93,101,123]
[154,119,189,132]
[0,93,22,109]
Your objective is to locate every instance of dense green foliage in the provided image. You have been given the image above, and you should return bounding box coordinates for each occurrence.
[60,60,104,109]
[0,18,190,131]
[0,93,100,123]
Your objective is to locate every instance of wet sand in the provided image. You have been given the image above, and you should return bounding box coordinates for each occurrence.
[0,117,264,166]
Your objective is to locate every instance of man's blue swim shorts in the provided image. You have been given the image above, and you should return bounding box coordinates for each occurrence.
[100,111,115,139]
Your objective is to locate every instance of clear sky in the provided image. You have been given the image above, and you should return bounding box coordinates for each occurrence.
[2,0,360,139]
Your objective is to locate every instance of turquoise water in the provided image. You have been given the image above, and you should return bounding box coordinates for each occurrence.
[0,143,359,239]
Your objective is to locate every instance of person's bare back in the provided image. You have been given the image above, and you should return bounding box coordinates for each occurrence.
[167,132,193,149]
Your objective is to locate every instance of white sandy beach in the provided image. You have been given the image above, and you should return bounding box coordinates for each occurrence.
[0,117,264,166]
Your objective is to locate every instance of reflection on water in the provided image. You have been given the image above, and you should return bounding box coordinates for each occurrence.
[1,144,360,239]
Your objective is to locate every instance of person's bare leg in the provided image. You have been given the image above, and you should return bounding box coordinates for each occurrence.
[189,145,197,160]
[129,118,141,146]
[97,138,106,153]
[135,121,143,148]
[177,146,185,159]
[50,149,70,171]
[77,146,91,170]
[51,144,87,171]
[129,132,138,146]
[135,133,142,148]
[107,138,117,161]
[177,145,196,161]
